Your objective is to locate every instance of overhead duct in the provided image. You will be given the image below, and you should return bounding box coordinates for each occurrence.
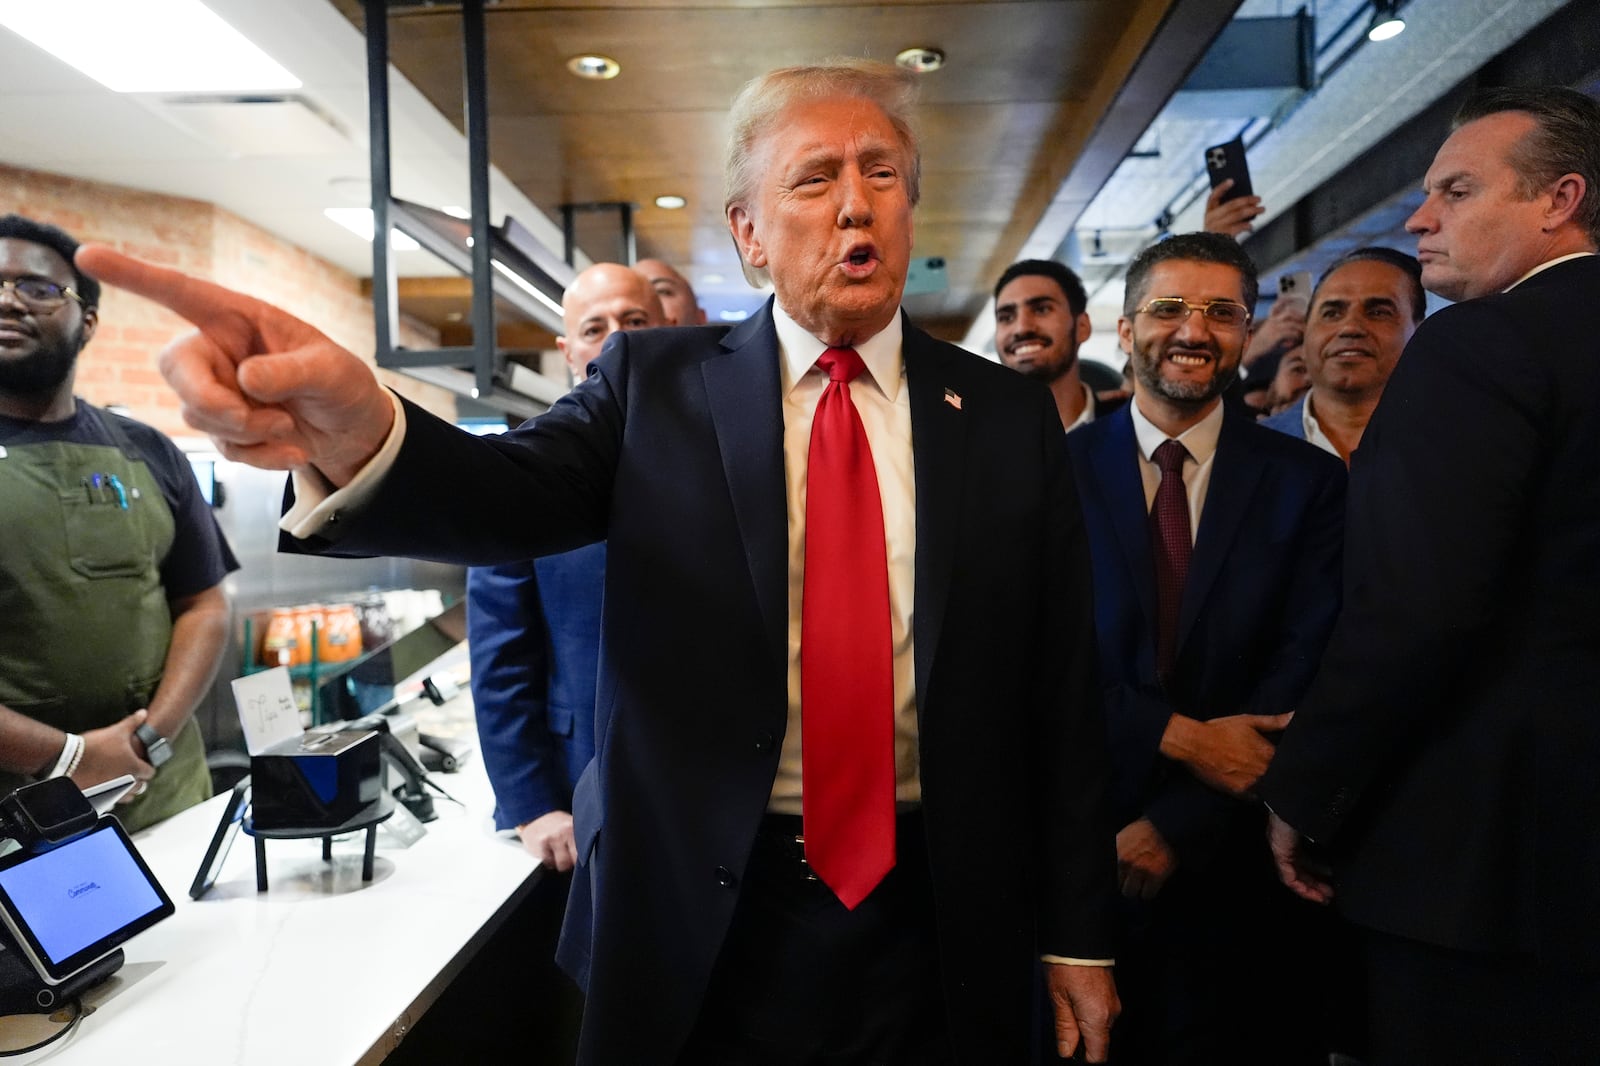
[1166,12,1316,120]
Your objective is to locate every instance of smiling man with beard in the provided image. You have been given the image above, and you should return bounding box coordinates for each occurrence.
[993,259,1125,430]
[1064,231,1353,1064]
[0,214,237,831]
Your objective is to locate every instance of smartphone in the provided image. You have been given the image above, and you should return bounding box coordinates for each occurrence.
[1278,271,1313,301]
[1204,136,1253,202]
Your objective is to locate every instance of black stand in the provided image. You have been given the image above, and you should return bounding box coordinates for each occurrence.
[0,930,122,1014]
[244,794,395,891]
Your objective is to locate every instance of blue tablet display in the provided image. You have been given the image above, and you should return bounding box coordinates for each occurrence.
[0,820,173,983]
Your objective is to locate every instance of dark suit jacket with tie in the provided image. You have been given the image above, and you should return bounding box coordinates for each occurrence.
[299,300,1117,1064]
[1066,404,1347,1060]
[466,542,605,831]
[1259,254,1600,974]
[1067,406,1345,861]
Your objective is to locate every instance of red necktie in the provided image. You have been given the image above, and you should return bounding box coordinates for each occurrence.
[1150,439,1192,681]
[801,346,896,910]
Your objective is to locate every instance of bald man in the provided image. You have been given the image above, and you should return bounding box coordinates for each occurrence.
[634,257,706,326]
[468,262,666,866]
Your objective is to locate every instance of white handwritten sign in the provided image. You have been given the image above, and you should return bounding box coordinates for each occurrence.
[230,667,304,755]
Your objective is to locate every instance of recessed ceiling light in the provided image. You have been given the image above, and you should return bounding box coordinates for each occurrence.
[567,54,620,80]
[895,47,945,74]
[654,195,687,210]
[700,273,726,286]
[0,0,300,93]
[324,208,420,252]
[719,309,750,322]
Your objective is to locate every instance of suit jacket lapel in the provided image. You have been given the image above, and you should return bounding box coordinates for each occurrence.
[1090,407,1159,634]
[702,300,788,668]
[1177,413,1263,653]
[906,324,965,709]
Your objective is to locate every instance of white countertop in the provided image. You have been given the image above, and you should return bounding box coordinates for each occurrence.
[0,703,541,1064]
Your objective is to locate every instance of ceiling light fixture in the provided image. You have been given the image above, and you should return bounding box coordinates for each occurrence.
[894,47,945,74]
[1367,0,1406,42]
[324,208,420,252]
[653,195,687,210]
[0,0,300,93]
[567,54,620,80]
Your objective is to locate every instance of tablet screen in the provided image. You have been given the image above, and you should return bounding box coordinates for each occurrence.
[0,820,174,984]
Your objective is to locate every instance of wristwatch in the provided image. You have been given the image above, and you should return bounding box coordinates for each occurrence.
[134,723,173,770]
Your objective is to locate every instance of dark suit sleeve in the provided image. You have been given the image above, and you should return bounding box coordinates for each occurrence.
[286,332,634,564]
[1144,451,1346,862]
[467,561,565,830]
[1259,300,1551,842]
[1033,405,1119,957]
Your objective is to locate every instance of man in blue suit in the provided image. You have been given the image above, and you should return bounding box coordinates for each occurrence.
[90,60,1121,1065]
[1065,232,1348,1064]
[468,262,665,867]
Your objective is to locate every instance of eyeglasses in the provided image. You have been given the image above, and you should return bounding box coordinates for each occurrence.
[1134,297,1251,329]
[0,277,86,311]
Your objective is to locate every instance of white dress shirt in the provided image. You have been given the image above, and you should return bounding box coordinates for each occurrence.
[768,303,919,814]
[1129,396,1226,539]
[1298,391,1340,460]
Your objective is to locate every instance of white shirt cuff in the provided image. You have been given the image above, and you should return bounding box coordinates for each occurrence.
[1041,955,1115,967]
[280,390,408,540]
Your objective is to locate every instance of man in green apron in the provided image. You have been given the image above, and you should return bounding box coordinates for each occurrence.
[0,214,238,832]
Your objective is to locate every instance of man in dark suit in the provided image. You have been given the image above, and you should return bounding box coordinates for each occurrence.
[1066,232,1347,1064]
[1261,86,1600,1065]
[82,60,1120,1065]
[468,262,665,867]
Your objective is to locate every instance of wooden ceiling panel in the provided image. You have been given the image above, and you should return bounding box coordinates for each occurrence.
[334,0,1185,338]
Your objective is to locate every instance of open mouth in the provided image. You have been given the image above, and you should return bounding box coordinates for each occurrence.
[1008,338,1049,358]
[1167,350,1212,368]
[841,244,879,276]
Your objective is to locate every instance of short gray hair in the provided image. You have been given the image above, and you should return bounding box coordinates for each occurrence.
[723,59,922,287]
[1454,86,1600,245]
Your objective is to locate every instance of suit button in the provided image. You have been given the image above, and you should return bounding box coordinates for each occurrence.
[754,731,775,754]
[715,866,736,888]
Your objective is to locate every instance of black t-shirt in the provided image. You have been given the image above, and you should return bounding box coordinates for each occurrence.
[0,399,239,596]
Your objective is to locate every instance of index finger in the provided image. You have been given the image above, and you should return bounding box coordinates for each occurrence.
[77,244,267,332]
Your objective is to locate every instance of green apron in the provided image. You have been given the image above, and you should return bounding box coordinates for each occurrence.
[0,406,210,830]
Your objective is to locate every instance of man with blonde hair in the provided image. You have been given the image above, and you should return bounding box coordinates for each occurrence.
[77,59,1119,1065]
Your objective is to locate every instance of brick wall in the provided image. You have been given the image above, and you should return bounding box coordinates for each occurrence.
[0,163,452,436]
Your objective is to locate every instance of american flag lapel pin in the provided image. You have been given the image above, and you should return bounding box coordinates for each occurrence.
[943,387,962,410]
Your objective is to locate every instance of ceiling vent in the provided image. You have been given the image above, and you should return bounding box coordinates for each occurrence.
[157,94,352,158]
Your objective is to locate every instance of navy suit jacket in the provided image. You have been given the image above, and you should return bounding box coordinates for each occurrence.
[466,542,604,830]
[298,300,1117,1065]
[1067,405,1346,867]
[1260,254,1600,971]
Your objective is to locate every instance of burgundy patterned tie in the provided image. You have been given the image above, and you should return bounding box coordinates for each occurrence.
[801,346,896,910]
[1151,439,1192,681]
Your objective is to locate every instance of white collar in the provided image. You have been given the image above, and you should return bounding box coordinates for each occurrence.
[774,300,904,402]
[1130,394,1224,465]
